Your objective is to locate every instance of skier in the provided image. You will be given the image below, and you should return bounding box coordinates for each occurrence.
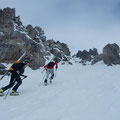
[0,60,30,96]
[44,60,58,85]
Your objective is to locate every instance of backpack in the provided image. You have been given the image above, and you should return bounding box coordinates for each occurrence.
[47,62,54,67]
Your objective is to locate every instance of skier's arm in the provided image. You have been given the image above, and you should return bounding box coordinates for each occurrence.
[20,74,27,78]
[54,62,58,69]
[19,69,27,78]
[44,65,47,68]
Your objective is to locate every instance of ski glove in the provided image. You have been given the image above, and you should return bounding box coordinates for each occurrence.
[23,75,27,78]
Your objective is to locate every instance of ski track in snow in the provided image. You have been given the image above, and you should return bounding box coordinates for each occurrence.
[0,62,120,120]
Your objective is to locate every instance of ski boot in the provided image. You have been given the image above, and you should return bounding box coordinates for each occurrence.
[50,80,52,83]
[10,90,19,96]
[49,75,54,83]
[49,77,52,83]
[0,89,4,96]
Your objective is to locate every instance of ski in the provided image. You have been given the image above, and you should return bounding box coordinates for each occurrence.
[0,51,26,80]
[0,70,9,80]
[44,83,52,86]
[44,81,53,86]
[17,51,26,62]
[0,93,4,96]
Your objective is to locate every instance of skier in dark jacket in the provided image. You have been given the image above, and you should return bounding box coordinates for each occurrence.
[0,60,30,96]
[44,61,58,85]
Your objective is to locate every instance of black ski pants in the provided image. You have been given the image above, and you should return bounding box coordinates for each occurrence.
[2,71,22,92]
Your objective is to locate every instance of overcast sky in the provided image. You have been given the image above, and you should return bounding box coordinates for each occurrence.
[0,0,120,54]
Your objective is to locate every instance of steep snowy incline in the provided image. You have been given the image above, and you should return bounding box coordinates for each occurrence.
[0,62,120,120]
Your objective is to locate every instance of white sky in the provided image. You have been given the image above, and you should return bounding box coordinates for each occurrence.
[0,0,120,54]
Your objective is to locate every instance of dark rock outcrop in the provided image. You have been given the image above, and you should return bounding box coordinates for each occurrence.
[89,48,98,56]
[76,50,91,61]
[103,43,120,65]
[76,48,98,62]
[73,48,101,65]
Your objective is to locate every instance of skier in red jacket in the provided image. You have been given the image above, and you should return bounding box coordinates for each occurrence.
[44,61,58,85]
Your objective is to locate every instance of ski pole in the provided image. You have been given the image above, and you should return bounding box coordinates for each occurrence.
[3,78,16,100]
[41,68,46,74]
[3,88,11,99]
[38,71,46,86]
[21,76,27,80]
[38,73,46,86]
[43,72,46,80]
[54,72,56,78]
[3,77,26,99]
[54,68,57,78]
[0,70,9,80]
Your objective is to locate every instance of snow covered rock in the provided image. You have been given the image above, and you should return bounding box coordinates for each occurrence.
[0,63,7,75]
[0,63,6,69]
[0,8,71,69]
[91,54,103,65]
[76,50,91,61]
[73,48,102,65]
[75,48,98,62]
[89,48,98,56]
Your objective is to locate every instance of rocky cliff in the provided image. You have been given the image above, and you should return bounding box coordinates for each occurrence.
[103,43,120,65]
[0,7,71,70]
[73,43,120,66]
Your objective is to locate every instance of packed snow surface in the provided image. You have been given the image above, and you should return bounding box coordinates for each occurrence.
[0,61,120,120]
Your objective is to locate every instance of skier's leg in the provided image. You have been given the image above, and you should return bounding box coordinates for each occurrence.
[1,73,16,92]
[10,75,22,96]
[50,69,54,79]
[12,75,22,92]
[44,69,50,85]
[49,69,54,83]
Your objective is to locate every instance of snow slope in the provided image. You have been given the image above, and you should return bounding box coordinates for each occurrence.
[0,61,120,120]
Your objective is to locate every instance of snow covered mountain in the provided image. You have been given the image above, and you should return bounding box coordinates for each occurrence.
[0,61,120,120]
[0,7,70,70]
[0,7,120,120]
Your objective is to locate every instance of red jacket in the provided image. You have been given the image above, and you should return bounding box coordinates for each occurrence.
[44,62,58,69]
